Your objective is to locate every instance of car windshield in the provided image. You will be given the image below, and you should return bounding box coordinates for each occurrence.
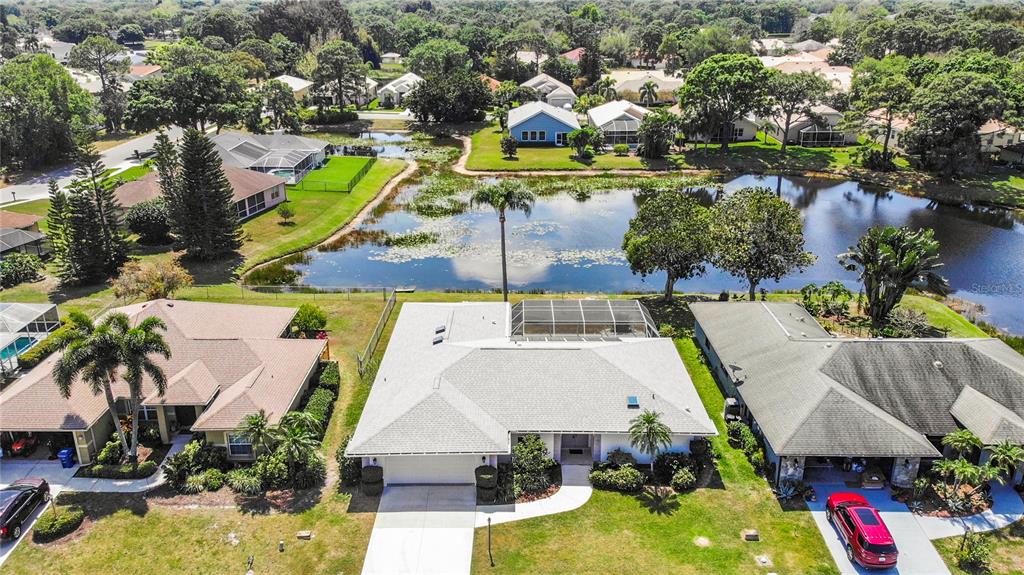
[855,508,881,526]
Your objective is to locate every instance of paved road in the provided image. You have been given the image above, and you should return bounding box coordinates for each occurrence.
[1,127,184,204]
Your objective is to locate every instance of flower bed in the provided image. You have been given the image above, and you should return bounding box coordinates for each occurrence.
[32,505,85,543]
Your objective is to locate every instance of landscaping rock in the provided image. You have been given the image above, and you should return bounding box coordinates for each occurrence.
[296,530,313,540]
[742,529,760,541]
[226,532,240,546]
[755,555,773,567]
[693,536,711,547]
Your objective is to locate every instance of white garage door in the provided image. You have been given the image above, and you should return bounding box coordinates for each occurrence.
[384,455,479,485]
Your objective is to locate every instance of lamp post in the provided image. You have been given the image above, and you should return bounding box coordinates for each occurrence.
[488,517,494,567]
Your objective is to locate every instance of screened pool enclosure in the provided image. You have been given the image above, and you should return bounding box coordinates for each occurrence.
[510,299,659,339]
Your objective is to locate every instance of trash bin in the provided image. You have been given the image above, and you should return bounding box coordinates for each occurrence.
[57,448,76,468]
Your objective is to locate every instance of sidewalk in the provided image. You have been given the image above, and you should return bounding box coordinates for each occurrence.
[63,434,190,493]
[475,464,592,528]
[917,483,1024,540]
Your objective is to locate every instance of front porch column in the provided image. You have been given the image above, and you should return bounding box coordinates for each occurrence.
[156,406,171,444]
[552,434,562,463]
[891,457,921,488]
[73,430,91,465]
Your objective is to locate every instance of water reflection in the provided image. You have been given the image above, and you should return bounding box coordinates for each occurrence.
[286,174,1024,333]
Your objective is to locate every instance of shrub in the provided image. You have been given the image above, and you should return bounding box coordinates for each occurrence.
[881,308,932,338]
[957,532,991,571]
[605,448,637,469]
[727,422,759,456]
[182,474,206,494]
[612,143,629,156]
[162,440,229,490]
[125,198,172,244]
[318,361,340,392]
[292,303,327,332]
[32,506,85,543]
[226,468,263,495]
[653,452,693,485]
[495,462,514,503]
[202,468,225,491]
[512,434,557,498]
[78,460,158,479]
[590,465,644,492]
[500,135,518,158]
[0,252,43,287]
[252,451,289,490]
[302,106,357,125]
[689,437,716,471]
[16,324,72,369]
[671,467,697,492]
[96,439,123,465]
[749,451,766,474]
[303,387,335,435]
[336,435,362,486]
[293,452,327,489]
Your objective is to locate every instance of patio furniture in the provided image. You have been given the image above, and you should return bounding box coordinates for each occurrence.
[860,466,886,489]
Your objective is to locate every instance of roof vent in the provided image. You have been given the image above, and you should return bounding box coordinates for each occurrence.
[933,360,944,369]
[435,325,446,334]
[627,396,640,409]
[432,335,443,345]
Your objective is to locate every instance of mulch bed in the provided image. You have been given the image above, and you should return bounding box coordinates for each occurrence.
[893,484,993,517]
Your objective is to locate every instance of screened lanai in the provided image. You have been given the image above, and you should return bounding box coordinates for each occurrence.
[248,149,318,184]
[510,299,659,339]
[598,118,642,145]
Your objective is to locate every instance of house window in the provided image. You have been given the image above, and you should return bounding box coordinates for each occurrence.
[271,186,280,199]
[245,192,266,216]
[139,406,158,421]
[734,128,745,139]
[530,131,538,141]
[235,199,247,219]
[556,132,567,145]
[521,131,528,141]
[538,131,546,141]
[228,433,253,457]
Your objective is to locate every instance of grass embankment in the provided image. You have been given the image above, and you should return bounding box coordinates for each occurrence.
[934,521,1024,575]
[466,122,652,171]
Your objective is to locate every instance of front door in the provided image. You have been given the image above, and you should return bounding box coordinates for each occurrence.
[174,406,197,430]
[562,434,590,450]
[555,132,567,146]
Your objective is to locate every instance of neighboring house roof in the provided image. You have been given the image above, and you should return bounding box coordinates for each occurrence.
[381,52,402,58]
[521,73,576,98]
[587,100,649,132]
[616,73,684,94]
[507,100,581,131]
[129,65,162,78]
[272,74,314,93]
[561,47,585,63]
[979,119,1017,135]
[950,386,1024,444]
[604,68,677,85]
[0,228,45,252]
[691,302,1024,457]
[209,130,329,170]
[0,303,57,334]
[866,108,913,131]
[793,39,827,52]
[0,300,325,432]
[379,72,423,95]
[480,74,501,92]
[114,167,285,208]
[515,50,548,65]
[761,57,853,91]
[347,301,716,457]
[0,210,43,230]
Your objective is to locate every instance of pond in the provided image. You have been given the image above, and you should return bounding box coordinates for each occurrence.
[283,174,1024,334]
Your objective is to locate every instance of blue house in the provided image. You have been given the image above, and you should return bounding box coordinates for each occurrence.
[508,101,581,146]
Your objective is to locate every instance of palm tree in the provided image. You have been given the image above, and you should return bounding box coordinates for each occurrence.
[53,311,170,464]
[241,409,274,455]
[639,80,658,106]
[942,429,982,459]
[987,441,1024,476]
[629,409,672,482]
[272,412,321,473]
[470,181,535,302]
[593,77,617,100]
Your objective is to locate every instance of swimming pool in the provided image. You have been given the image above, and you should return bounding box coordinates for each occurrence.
[1,336,36,361]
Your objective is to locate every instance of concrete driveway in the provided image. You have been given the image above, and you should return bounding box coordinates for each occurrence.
[809,483,951,575]
[0,459,76,567]
[362,485,476,575]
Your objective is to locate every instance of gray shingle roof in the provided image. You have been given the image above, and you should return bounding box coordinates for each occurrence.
[951,386,1024,444]
[347,302,716,457]
[691,302,1024,456]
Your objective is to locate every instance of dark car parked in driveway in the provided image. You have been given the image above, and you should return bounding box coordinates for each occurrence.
[826,492,899,569]
[0,478,50,540]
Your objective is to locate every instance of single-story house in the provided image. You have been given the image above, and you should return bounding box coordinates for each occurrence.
[480,74,501,92]
[865,111,1022,155]
[114,166,287,221]
[210,130,330,184]
[764,104,857,147]
[691,302,1024,488]
[508,100,581,146]
[561,47,585,64]
[0,210,43,231]
[616,72,684,104]
[587,100,649,146]
[760,54,852,92]
[41,36,74,65]
[0,300,327,464]
[127,65,162,83]
[0,228,48,257]
[272,74,314,101]
[381,52,402,65]
[313,76,379,107]
[515,50,548,66]
[0,303,60,376]
[346,300,716,485]
[752,38,787,55]
[378,72,423,106]
[979,119,1023,153]
[520,73,577,110]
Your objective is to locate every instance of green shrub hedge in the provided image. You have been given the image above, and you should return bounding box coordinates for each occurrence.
[32,506,85,543]
[318,361,340,392]
[226,468,263,495]
[293,452,327,489]
[16,324,72,369]
[671,467,697,492]
[511,434,557,498]
[162,440,230,490]
[589,465,644,492]
[78,460,158,479]
[304,387,335,436]
[336,435,362,486]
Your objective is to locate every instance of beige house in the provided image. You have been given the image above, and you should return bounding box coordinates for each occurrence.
[272,74,314,101]
[764,104,857,147]
[521,73,577,110]
[114,167,288,220]
[0,300,326,464]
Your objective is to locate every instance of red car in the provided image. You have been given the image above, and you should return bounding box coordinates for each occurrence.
[826,492,899,569]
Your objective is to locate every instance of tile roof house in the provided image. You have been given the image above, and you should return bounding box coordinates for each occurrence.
[508,101,581,146]
[347,300,716,485]
[691,302,1024,487]
[0,300,326,464]
[561,47,585,64]
[615,72,684,104]
[0,210,44,231]
[114,167,287,220]
[521,73,577,110]
[209,130,330,185]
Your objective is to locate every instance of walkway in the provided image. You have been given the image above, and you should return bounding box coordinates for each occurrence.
[476,464,592,527]
[362,484,476,575]
[64,434,191,493]
[916,483,1024,540]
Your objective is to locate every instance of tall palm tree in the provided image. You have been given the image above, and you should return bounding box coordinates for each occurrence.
[629,409,672,480]
[241,409,274,455]
[470,181,535,302]
[53,311,170,464]
[639,80,658,106]
[272,412,321,473]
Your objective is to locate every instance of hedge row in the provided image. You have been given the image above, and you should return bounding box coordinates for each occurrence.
[77,460,159,479]
[304,387,335,437]
[16,324,72,369]
[589,465,644,492]
[318,361,340,392]
[32,506,85,543]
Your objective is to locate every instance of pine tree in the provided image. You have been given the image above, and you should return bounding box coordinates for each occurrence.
[46,179,80,284]
[71,142,129,275]
[163,129,242,260]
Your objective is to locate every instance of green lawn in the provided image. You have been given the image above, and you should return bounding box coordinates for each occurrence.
[291,156,374,192]
[668,134,911,173]
[466,122,653,171]
[935,521,1024,575]
[899,295,988,338]
[471,334,836,574]
[239,158,405,270]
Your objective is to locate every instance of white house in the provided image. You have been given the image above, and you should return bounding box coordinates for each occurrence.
[378,72,423,107]
[346,300,717,485]
[521,73,577,110]
[764,103,857,147]
[272,74,314,101]
[508,100,581,146]
[586,100,649,146]
[380,52,402,65]
[615,72,684,104]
